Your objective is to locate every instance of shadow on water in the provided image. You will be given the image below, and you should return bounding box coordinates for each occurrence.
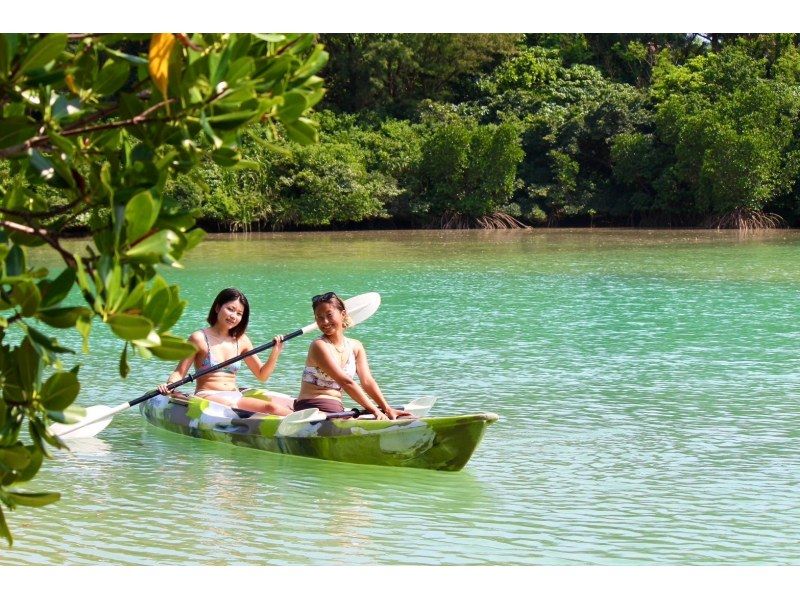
[140,421,490,507]
[133,422,496,564]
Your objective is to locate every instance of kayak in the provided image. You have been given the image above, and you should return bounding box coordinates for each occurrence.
[139,395,498,471]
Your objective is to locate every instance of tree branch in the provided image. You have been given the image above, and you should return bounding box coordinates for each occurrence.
[0,220,77,268]
[0,197,85,220]
[0,99,175,159]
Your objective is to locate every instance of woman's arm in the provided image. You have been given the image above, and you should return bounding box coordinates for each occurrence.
[157,332,201,395]
[352,341,391,412]
[242,334,284,382]
[353,341,408,420]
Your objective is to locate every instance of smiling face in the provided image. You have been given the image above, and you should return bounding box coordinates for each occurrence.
[314,301,346,336]
[216,299,245,332]
[207,288,249,338]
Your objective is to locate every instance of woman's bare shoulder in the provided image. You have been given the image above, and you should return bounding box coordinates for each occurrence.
[188,330,206,344]
[237,334,256,353]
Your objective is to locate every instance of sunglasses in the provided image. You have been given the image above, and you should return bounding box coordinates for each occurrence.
[312,292,338,306]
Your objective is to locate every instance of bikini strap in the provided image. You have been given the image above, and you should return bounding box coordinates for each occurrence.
[201,329,212,351]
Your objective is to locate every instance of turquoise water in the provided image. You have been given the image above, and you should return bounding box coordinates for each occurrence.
[3,229,800,564]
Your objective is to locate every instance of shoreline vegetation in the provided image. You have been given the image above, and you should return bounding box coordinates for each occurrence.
[5,34,800,234]
[165,33,800,232]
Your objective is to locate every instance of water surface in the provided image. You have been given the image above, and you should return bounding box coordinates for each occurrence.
[4,229,800,564]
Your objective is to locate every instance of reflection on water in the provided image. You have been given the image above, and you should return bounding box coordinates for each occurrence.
[61,437,112,456]
[6,229,800,564]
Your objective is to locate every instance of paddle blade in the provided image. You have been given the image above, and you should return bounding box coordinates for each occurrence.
[344,292,381,327]
[48,405,115,439]
[276,408,326,436]
[402,396,437,418]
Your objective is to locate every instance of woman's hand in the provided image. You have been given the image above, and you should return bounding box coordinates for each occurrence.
[385,407,413,420]
[157,383,172,396]
[272,335,284,355]
[371,409,389,421]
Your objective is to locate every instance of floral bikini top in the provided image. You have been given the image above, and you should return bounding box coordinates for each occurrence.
[302,337,356,391]
[198,330,242,374]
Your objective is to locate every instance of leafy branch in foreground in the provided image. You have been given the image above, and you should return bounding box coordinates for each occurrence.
[0,32,327,546]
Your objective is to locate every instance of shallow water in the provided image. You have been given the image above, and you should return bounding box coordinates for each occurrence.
[4,229,800,564]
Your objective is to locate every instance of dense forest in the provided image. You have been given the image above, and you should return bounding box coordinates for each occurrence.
[81,34,800,229]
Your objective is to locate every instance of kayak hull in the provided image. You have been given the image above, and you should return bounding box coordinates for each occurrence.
[139,396,498,471]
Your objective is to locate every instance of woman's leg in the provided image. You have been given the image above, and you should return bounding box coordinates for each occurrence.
[236,395,293,416]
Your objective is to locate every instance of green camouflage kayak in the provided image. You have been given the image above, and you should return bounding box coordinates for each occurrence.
[139,395,498,471]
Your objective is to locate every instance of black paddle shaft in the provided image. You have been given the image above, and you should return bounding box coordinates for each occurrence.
[306,407,410,422]
[126,328,306,409]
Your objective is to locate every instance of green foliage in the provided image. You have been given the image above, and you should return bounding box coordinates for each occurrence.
[649,45,800,217]
[165,118,400,230]
[480,46,652,223]
[525,34,707,86]
[265,141,393,227]
[414,114,523,221]
[0,33,326,546]
[478,47,562,96]
[159,34,800,228]
[319,34,522,115]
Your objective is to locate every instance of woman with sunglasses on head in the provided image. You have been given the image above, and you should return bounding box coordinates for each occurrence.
[157,288,294,415]
[295,292,410,420]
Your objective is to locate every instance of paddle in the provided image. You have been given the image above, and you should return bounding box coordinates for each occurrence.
[50,292,382,440]
[276,396,437,436]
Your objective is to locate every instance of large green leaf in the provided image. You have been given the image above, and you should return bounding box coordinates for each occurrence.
[0,34,12,78]
[118,282,146,314]
[125,190,159,243]
[283,117,318,145]
[211,147,241,167]
[291,45,329,81]
[16,338,40,392]
[10,280,41,316]
[276,91,308,123]
[226,56,255,85]
[40,371,79,410]
[26,325,74,355]
[75,311,92,353]
[131,329,163,348]
[0,507,12,547]
[149,334,196,360]
[45,403,86,425]
[7,491,60,507]
[205,110,261,131]
[0,117,37,150]
[125,230,179,264]
[93,59,130,97]
[17,34,67,74]
[119,343,130,378]
[157,289,185,333]
[5,245,25,276]
[99,44,148,66]
[143,277,170,325]
[0,445,31,471]
[37,306,90,329]
[38,268,76,309]
[107,313,154,341]
[16,444,43,481]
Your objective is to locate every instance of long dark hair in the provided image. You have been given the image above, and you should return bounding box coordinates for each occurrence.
[207,288,249,338]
